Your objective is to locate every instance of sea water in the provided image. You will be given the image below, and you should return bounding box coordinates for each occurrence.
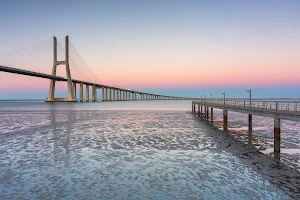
[0,100,299,199]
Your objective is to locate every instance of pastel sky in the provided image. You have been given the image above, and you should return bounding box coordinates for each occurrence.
[0,0,300,98]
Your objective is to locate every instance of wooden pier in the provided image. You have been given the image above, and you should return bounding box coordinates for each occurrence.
[192,98,300,153]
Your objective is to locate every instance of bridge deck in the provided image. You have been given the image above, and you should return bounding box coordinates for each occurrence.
[0,65,196,99]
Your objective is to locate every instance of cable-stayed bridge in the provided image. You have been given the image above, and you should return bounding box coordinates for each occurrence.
[1,35,300,153]
[0,36,199,102]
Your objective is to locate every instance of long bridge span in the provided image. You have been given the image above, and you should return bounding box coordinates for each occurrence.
[0,36,199,102]
[0,64,195,102]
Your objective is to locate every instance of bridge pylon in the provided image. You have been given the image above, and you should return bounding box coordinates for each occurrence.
[46,36,76,102]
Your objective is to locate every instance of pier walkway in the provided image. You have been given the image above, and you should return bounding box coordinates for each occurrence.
[192,99,300,152]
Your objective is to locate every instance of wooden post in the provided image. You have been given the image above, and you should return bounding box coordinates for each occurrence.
[274,117,281,153]
[248,114,252,131]
[223,109,228,130]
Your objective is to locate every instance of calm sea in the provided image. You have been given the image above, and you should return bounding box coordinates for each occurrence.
[0,100,299,199]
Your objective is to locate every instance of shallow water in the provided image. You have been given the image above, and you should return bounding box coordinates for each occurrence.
[0,101,299,199]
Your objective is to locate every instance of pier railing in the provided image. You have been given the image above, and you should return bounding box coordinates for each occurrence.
[195,98,300,114]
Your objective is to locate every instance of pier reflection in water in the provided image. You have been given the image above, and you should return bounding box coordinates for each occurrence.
[0,110,299,199]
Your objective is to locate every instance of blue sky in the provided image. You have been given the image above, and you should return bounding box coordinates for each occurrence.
[0,0,300,99]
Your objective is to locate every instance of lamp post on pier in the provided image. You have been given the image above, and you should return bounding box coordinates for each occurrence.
[247,89,252,107]
[222,92,225,105]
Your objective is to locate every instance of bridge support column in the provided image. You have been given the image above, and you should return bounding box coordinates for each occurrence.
[105,88,108,101]
[274,117,281,153]
[92,85,96,102]
[102,87,105,101]
[211,107,213,121]
[46,36,76,102]
[200,106,202,115]
[248,114,252,131]
[80,83,83,102]
[116,89,119,100]
[113,89,115,101]
[73,83,77,100]
[223,109,228,130]
[86,85,89,102]
[197,104,200,116]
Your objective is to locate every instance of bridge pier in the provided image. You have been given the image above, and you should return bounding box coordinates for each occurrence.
[92,85,96,102]
[197,104,200,116]
[248,114,252,131]
[80,83,83,102]
[73,83,77,100]
[223,109,228,130]
[210,107,213,121]
[102,87,105,101]
[112,89,114,101]
[105,88,108,101]
[86,85,89,102]
[46,36,76,102]
[274,117,281,153]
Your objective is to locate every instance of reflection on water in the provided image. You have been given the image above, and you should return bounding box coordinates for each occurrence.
[0,109,299,199]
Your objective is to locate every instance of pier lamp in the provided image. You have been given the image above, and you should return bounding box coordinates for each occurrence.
[222,93,225,105]
[247,89,252,107]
